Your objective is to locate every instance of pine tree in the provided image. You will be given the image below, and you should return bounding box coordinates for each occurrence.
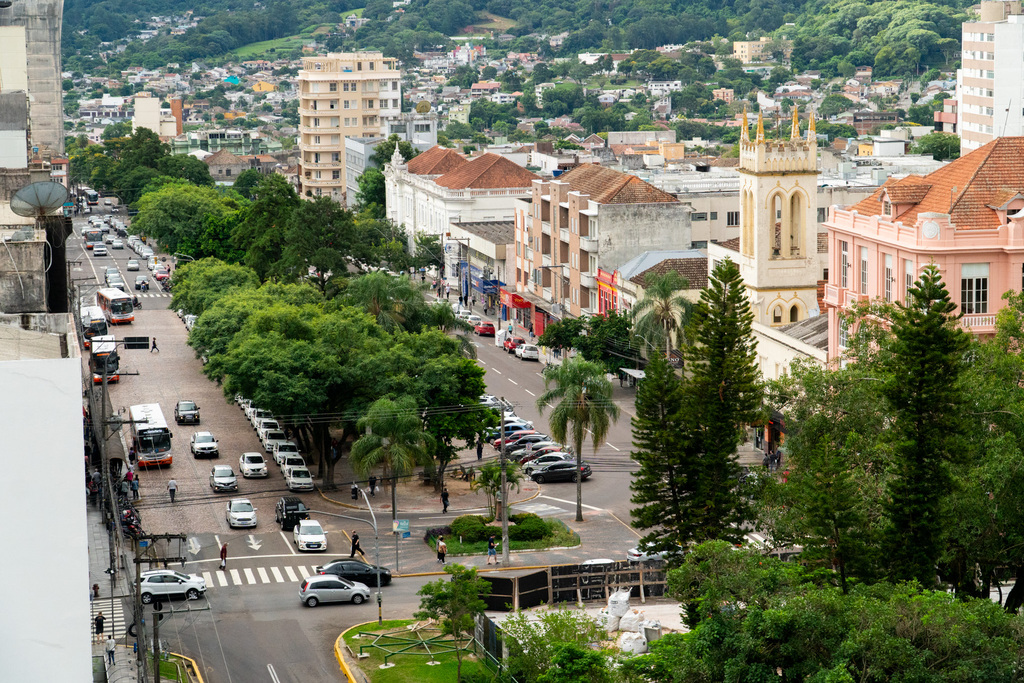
[684,258,762,542]
[881,264,970,586]
[629,354,697,557]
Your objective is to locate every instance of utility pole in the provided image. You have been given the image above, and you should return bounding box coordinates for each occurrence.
[133,533,187,680]
[499,398,509,565]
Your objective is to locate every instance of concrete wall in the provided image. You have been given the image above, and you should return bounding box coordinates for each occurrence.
[0,91,29,169]
[598,202,692,271]
[0,238,47,312]
[752,320,826,380]
[0,322,89,682]
[0,0,64,154]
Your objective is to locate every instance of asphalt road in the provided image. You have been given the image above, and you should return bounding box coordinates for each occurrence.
[76,210,644,682]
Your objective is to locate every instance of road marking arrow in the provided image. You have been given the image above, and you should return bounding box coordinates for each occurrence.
[187,537,201,556]
[247,534,262,551]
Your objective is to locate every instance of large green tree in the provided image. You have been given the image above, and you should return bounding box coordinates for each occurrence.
[631,270,693,358]
[232,173,301,280]
[131,181,239,256]
[414,564,490,683]
[281,197,356,295]
[537,357,620,521]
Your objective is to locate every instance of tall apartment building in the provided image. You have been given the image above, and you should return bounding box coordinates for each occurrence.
[959,1,1024,154]
[296,52,402,202]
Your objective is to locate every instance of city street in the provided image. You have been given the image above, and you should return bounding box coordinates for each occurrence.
[75,208,647,682]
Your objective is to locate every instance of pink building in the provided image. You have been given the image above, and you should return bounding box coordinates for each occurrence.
[824,137,1024,358]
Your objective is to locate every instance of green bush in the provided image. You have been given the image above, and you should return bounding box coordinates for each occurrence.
[509,515,549,541]
[509,512,543,525]
[450,514,492,543]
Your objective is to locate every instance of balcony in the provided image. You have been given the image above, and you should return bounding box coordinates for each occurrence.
[300,160,343,170]
[541,220,551,236]
[542,254,552,267]
[560,228,569,243]
[298,106,339,116]
[524,248,533,261]
[300,140,341,150]
[543,287,552,300]
[300,125,341,135]
[823,284,840,306]
[962,314,996,333]
[301,176,344,188]
[580,272,596,289]
[580,237,598,253]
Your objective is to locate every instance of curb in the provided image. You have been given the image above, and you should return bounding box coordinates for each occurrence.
[317,482,544,514]
[168,651,205,683]
[336,622,376,683]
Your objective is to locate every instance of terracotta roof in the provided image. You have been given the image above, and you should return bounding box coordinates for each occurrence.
[433,153,540,190]
[630,257,708,289]
[406,146,467,175]
[555,165,678,204]
[883,182,932,204]
[718,237,740,252]
[848,138,1024,230]
[204,148,244,165]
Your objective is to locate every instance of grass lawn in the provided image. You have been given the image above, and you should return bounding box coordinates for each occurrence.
[341,8,364,17]
[473,12,515,30]
[344,619,490,683]
[147,654,186,682]
[233,35,308,59]
[427,519,580,556]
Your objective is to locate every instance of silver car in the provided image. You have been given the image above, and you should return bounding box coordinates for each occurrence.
[225,498,257,528]
[298,575,369,607]
[209,465,238,492]
[190,431,219,458]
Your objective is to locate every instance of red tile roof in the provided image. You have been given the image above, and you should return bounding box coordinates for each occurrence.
[629,257,708,289]
[406,146,467,175]
[555,164,678,204]
[433,153,540,190]
[849,137,1024,230]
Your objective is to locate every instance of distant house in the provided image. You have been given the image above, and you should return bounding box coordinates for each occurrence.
[223,76,241,85]
[204,149,248,184]
[251,81,277,93]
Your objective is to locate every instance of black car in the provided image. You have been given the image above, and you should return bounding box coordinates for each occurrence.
[174,399,200,424]
[315,559,393,586]
[275,495,311,531]
[530,460,592,484]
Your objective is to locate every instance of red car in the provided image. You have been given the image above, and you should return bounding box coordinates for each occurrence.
[492,430,537,450]
[153,268,171,282]
[475,322,496,336]
[503,336,526,352]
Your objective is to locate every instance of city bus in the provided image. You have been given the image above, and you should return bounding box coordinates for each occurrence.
[80,305,107,350]
[96,287,134,324]
[84,189,99,206]
[82,227,103,250]
[130,404,173,468]
[89,335,119,384]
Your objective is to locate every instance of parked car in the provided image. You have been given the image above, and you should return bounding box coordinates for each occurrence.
[509,441,561,460]
[516,344,540,361]
[503,336,526,353]
[261,429,289,454]
[126,259,140,271]
[519,446,569,464]
[492,429,538,450]
[256,418,282,442]
[190,431,219,458]
[209,465,238,492]
[279,454,306,475]
[530,460,592,484]
[275,496,310,530]
[226,498,257,528]
[474,322,496,336]
[523,452,574,475]
[299,575,369,607]
[272,441,300,465]
[238,452,268,478]
[138,569,206,604]
[486,421,535,441]
[293,519,327,551]
[285,466,314,491]
[626,544,674,563]
[249,408,274,428]
[316,559,392,586]
[174,399,200,424]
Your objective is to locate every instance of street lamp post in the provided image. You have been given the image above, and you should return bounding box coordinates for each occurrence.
[446,233,471,305]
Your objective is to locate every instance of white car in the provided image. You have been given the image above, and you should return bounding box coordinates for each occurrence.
[272,440,300,465]
[261,429,289,453]
[465,315,482,326]
[249,409,274,428]
[255,418,281,440]
[225,498,257,528]
[516,344,540,361]
[209,465,238,492]
[626,543,677,563]
[293,519,327,551]
[279,454,306,475]
[190,431,219,458]
[286,466,314,491]
[111,239,124,249]
[239,452,268,478]
[138,569,206,604]
[126,259,140,271]
[522,452,574,475]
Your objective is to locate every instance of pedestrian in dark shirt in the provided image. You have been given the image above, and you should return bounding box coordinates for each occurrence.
[368,475,377,497]
[350,532,366,558]
[94,612,105,643]
[441,487,450,514]
[476,439,483,461]
[150,337,159,353]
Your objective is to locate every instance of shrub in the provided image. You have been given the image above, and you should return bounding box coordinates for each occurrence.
[451,515,491,542]
[423,525,451,544]
[509,512,543,525]
[509,515,549,541]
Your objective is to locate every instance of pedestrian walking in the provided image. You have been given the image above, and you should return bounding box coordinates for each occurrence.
[487,535,498,564]
[127,447,136,465]
[150,337,159,353]
[119,478,129,498]
[350,532,366,558]
[125,469,133,483]
[167,478,177,503]
[762,453,770,471]
[91,468,101,487]
[105,635,116,665]
[94,612,105,643]
[437,536,447,565]
[476,438,483,461]
[130,477,139,500]
[445,283,451,299]
[368,475,377,497]
[88,479,99,506]
[219,543,228,570]
[441,487,450,514]
[471,296,476,309]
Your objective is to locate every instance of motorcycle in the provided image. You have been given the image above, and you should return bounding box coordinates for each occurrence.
[132,296,142,309]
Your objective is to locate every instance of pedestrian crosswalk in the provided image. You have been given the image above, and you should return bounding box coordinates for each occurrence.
[138,291,170,298]
[513,502,572,517]
[201,563,319,589]
[91,598,129,640]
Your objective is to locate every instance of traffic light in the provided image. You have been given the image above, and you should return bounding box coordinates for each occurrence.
[351,485,359,500]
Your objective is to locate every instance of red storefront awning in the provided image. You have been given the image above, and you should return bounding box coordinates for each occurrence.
[499,288,531,309]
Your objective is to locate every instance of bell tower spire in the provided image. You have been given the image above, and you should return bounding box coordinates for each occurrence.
[756,110,765,142]
[790,106,800,140]
[741,106,749,143]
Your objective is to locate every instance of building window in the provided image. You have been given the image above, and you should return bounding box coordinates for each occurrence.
[905,260,914,300]
[726,211,740,227]
[772,306,782,324]
[332,170,340,179]
[817,207,827,222]
[882,200,891,216]
[884,254,893,301]
[710,212,718,220]
[961,263,989,314]
[838,316,849,349]
[692,212,707,221]
[329,83,337,92]
[840,241,849,288]
[859,247,868,295]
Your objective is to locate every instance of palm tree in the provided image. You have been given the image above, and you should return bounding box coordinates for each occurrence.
[470,461,525,518]
[350,396,431,521]
[536,357,620,522]
[427,300,476,359]
[345,271,426,333]
[631,271,693,358]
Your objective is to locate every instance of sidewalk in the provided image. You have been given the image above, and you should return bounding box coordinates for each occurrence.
[87,504,140,681]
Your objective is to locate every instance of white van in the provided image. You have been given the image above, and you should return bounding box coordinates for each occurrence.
[147,255,160,271]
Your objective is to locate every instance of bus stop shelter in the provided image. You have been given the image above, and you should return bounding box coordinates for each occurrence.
[618,368,646,388]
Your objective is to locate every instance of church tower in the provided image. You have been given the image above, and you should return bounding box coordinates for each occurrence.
[735,108,821,326]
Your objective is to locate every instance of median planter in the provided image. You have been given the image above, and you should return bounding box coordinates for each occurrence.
[426,516,580,556]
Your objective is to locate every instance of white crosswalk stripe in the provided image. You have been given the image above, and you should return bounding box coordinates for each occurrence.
[271,567,284,583]
[229,569,242,585]
[284,566,297,582]
[216,570,227,587]
[244,568,256,584]
[91,599,129,640]
[513,502,570,517]
[257,567,270,583]
[199,564,330,590]
[297,566,310,579]
[203,571,214,587]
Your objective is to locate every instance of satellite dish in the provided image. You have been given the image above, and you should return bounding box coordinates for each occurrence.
[415,100,431,114]
[11,182,70,218]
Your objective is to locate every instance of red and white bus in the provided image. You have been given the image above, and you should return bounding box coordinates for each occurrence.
[96,287,134,324]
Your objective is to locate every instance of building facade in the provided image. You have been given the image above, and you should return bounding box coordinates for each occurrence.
[296,52,402,201]
[824,137,1024,359]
